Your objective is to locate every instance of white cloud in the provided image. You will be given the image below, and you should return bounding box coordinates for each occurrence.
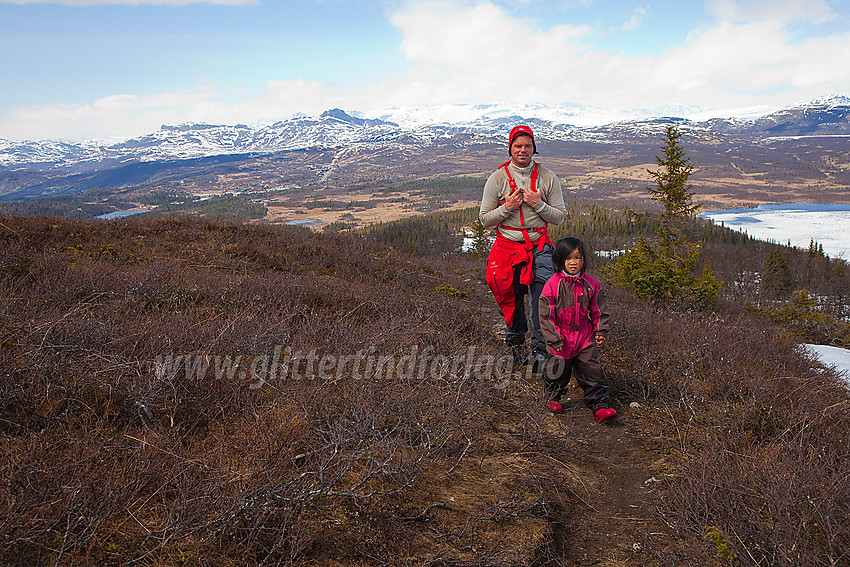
[0,88,216,141]
[224,78,342,123]
[656,19,850,103]
[2,0,849,141]
[381,0,850,110]
[618,5,648,32]
[386,1,591,106]
[0,79,348,141]
[0,0,257,5]
[706,0,836,24]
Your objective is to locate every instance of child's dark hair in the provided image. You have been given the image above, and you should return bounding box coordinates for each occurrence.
[552,237,587,273]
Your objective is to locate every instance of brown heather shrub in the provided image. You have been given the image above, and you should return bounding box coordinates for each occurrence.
[603,285,850,566]
[3,214,849,566]
[0,216,559,566]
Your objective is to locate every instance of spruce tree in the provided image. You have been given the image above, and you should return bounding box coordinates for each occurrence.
[604,125,721,309]
[647,125,700,250]
[762,248,794,300]
[469,219,491,259]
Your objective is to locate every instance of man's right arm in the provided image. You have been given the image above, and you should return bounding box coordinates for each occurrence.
[479,172,510,228]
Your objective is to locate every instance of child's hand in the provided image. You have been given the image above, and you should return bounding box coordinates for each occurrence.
[595,334,606,346]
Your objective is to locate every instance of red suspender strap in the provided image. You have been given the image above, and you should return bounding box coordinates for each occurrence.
[498,161,541,241]
[500,160,516,192]
[499,161,539,194]
[499,224,550,250]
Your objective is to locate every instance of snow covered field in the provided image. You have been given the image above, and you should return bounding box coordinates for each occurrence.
[803,344,850,387]
[699,203,850,261]
[699,204,850,385]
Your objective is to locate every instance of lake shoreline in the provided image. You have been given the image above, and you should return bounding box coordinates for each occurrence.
[699,202,850,260]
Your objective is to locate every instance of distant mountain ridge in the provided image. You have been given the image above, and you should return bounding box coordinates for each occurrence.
[1,95,849,172]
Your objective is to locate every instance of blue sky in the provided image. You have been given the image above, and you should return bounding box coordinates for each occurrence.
[1,0,848,141]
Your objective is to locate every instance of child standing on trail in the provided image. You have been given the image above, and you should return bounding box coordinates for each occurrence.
[538,237,617,423]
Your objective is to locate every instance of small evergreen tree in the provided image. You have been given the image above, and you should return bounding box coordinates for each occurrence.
[762,248,793,300]
[468,219,491,259]
[760,290,850,347]
[647,125,700,251]
[604,125,721,309]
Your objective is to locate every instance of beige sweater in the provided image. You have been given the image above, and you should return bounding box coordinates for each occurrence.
[478,161,567,242]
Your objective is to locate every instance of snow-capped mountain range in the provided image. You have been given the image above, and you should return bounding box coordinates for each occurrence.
[1,96,848,170]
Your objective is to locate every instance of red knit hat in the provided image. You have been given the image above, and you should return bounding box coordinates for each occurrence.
[508,125,538,155]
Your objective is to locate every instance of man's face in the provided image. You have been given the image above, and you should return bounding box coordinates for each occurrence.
[510,135,534,167]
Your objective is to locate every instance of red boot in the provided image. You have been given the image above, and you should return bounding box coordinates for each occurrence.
[594,407,617,423]
[546,400,563,414]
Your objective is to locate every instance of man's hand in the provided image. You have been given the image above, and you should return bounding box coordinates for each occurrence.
[595,334,606,346]
[523,189,541,208]
[504,187,523,211]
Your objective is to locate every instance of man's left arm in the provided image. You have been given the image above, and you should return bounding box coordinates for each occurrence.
[527,172,566,225]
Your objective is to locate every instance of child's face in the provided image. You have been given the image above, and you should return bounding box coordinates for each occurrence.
[564,249,584,275]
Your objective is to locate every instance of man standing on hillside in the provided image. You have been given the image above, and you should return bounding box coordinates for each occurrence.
[480,125,567,370]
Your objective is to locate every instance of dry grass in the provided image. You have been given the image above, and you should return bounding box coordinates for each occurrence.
[1,215,848,566]
[604,287,850,566]
[262,192,480,231]
[0,216,557,565]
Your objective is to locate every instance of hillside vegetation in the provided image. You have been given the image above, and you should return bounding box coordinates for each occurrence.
[1,215,849,566]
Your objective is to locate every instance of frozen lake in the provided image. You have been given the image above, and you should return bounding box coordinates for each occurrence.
[699,203,850,261]
[698,203,850,383]
[96,209,152,220]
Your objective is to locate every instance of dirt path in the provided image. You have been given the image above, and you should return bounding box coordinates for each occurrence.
[475,281,676,565]
[536,379,674,566]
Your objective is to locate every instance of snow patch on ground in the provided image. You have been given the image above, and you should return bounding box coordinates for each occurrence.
[803,344,850,386]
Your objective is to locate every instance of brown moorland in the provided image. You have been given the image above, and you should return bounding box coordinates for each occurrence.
[1,215,848,566]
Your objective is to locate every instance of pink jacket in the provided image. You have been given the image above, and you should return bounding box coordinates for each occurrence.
[538,272,609,359]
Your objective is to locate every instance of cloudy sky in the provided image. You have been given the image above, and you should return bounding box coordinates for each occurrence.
[1,0,848,141]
